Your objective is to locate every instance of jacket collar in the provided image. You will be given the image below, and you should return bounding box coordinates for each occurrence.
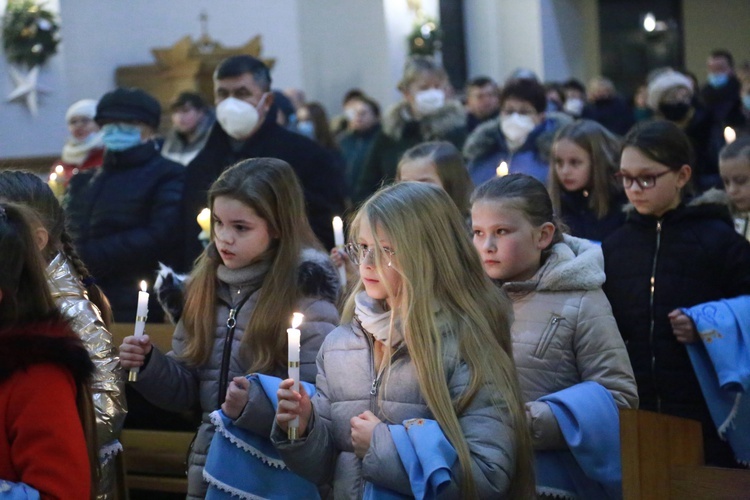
[381,100,466,142]
[103,140,161,170]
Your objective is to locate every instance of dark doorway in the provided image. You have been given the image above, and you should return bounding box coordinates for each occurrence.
[598,0,684,99]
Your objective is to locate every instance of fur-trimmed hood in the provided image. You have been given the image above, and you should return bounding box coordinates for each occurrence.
[503,234,605,295]
[463,111,572,162]
[381,100,466,142]
[0,319,94,385]
[297,247,340,303]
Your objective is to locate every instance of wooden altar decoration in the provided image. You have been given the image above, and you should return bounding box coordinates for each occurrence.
[115,19,275,128]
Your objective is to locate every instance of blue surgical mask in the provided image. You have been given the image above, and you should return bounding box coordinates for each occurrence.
[707,72,729,88]
[102,123,142,151]
[742,94,750,111]
[296,120,316,139]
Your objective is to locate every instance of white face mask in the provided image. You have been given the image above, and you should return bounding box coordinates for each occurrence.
[215,96,265,139]
[500,113,536,143]
[563,98,584,116]
[414,88,446,115]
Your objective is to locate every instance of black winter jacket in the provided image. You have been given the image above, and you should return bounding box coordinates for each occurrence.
[602,196,750,423]
[181,110,346,270]
[559,189,627,243]
[65,141,184,322]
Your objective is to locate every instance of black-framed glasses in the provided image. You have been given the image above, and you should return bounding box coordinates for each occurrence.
[615,170,672,190]
[345,242,395,267]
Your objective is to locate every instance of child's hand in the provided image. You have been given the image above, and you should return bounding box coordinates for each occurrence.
[119,335,153,369]
[668,309,699,344]
[276,378,312,437]
[222,376,250,420]
[350,411,382,459]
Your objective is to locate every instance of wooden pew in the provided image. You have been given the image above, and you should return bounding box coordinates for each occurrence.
[620,408,750,499]
[111,322,193,495]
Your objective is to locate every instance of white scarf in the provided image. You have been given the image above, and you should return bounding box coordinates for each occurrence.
[354,291,402,347]
[61,131,104,165]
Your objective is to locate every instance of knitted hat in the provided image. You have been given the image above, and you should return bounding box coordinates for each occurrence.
[65,99,98,122]
[96,88,161,128]
[646,70,693,110]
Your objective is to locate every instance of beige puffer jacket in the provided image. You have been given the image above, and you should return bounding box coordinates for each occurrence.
[502,235,638,450]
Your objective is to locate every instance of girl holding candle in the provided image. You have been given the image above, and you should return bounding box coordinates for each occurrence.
[274,182,535,498]
[0,170,125,500]
[548,120,628,243]
[119,158,340,499]
[0,202,98,499]
[471,174,638,496]
[602,120,750,467]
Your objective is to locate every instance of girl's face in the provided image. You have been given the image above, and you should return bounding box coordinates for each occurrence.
[553,139,592,192]
[398,157,444,188]
[212,196,274,269]
[620,146,690,217]
[720,156,750,212]
[357,220,401,308]
[471,200,551,282]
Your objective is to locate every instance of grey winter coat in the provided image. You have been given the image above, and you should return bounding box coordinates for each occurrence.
[132,250,340,499]
[502,235,638,450]
[272,321,519,499]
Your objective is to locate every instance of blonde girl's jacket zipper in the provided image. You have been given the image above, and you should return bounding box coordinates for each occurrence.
[363,324,406,412]
[649,219,663,413]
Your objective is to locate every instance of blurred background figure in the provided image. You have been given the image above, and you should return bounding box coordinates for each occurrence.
[544,82,565,113]
[632,83,653,123]
[161,92,215,166]
[464,76,500,133]
[701,49,746,143]
[331,88,366,138]
[272,89,298,129]
[562,78,587,118]
[296,101,346,183]
[647,68,719,190]
[50,99,104,189]
[583,76,634,136]
[283,86,306,112]
[337,94,381,203]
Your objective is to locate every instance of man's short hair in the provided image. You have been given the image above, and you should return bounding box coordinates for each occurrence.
[562,78,586,94]
[214,55,272,91]
[710,49,734,69]
[466,76,496,90]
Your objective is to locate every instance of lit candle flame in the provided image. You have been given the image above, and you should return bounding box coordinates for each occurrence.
[292,312,304,329]
[197,208,211,233]
[140,280,148,292]
[496,161,509,177]
[55,164,64,174]
[49,172,58,182]
[724,126,736,145]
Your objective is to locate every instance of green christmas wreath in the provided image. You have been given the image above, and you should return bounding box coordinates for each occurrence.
[2,0,60,68]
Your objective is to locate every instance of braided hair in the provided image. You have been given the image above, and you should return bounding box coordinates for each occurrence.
[0,170,113,326]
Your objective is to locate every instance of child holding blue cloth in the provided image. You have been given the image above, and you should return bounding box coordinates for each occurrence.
[273,182,535,499]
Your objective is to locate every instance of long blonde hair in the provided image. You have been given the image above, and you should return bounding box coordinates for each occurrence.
[181,158,320,372]
[343,182,534,498]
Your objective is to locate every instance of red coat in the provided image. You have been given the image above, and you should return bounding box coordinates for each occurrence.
[0,319,94,499]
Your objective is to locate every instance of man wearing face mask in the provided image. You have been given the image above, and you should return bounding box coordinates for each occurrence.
[64,87,184,322]
[700,50,747,158]
[647,69,720,191]
[463,78,571,186]
[354,56,467,204]
[181,55,345,269]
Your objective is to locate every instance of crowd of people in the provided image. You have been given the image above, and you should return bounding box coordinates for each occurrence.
[2,47,750,499]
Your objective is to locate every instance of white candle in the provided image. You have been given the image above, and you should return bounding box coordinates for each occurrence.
[332,216,347,286]
[129,281,149,382]
[724,126,737,145]
[496,161,509,177]
[287,312,304,439]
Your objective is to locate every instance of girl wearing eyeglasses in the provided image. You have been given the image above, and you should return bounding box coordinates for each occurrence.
[274,182,535,499]
[602,120,750,467]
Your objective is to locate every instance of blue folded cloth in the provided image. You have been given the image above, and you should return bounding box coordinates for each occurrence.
[682,296,750,465]
[535,381,622,499]
[204,374,320,499]
[0,481,40,500]
[364,418,457,500]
